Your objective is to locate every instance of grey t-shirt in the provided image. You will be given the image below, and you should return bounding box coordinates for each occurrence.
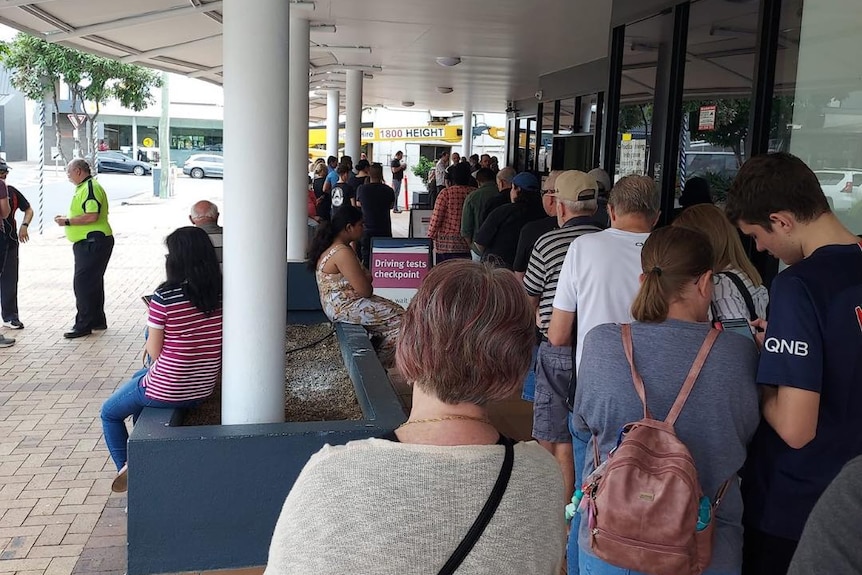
[788,455,862,575]
[574,320,761,572]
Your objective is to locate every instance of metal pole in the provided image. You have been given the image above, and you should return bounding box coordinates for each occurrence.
[38,101,45,234]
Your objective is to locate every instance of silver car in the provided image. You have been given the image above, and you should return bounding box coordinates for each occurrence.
[183,154,223,179]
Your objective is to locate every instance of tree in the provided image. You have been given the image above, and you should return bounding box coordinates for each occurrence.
[0,33,162,165]
[683,99,751,167]
[72,52,162,162]
[0,34,67,162]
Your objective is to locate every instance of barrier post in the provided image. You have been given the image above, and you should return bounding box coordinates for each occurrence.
[403,174,410,211]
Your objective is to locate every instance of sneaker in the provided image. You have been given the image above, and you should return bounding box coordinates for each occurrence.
[2,319,23,329]
[0,335,15,348]
[111,464,128,493]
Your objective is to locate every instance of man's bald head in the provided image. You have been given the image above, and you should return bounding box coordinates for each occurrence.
[190,200,219,225]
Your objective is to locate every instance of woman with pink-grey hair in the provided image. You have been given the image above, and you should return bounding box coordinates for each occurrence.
[265,260,565,575]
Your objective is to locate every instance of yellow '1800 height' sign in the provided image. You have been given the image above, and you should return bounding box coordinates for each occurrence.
[308,126,464,146]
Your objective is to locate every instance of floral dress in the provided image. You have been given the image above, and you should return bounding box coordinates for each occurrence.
[316,245,404,367]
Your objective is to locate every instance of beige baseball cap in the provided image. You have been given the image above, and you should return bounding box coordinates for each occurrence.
[550,170,598,201]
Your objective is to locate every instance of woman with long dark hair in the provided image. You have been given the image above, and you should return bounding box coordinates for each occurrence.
[308,205,403,366]
[100,226,223,493]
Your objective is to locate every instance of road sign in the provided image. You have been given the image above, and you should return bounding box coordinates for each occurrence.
[50,146,60,160]
[698,105,717,131]
[67,114,87,129]
[142,137,155,147]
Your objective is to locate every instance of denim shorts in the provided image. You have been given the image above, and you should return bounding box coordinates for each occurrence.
[532,341,573,443]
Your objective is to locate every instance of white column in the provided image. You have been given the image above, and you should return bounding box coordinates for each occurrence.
[326,89,339,159]
[287,12,310,261]
[462,104,473,159]
[345,69,362,161]
[581,99,593,133]
[222,0,288,425]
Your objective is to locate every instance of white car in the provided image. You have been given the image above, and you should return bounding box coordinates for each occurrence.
[814,170,862,211]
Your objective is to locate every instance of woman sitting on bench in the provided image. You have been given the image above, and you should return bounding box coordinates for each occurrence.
[100,226,223,493]
[308,204,403,367]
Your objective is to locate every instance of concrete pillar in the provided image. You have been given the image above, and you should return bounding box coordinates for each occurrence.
[287,13,310,261]
[326,89,339,159]
[345,69,362,161]
[462,105,473,159]
[222,0,288,424]
[581,99,593,133]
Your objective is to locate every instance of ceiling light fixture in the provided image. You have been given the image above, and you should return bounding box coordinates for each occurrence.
[436,56,461,67]
[436,86,453,94]
[310,24,336,33]
[312,44,372,54]
[290,1,315,12]
[402,101,415,107]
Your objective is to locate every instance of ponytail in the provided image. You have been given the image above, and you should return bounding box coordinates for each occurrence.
[631,269,669,322]
[630,227,714,323]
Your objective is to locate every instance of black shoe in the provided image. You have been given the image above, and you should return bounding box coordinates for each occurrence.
[2,319,23,329]
[63,328,92,339]
[92,323,108,331]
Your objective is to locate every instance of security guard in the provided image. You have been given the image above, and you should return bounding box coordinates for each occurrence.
[55,158,114,339]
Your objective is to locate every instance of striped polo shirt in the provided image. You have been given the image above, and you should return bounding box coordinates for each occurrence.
[523,216,602,336]
[142,286,223,402]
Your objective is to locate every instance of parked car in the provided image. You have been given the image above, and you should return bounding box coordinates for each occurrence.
[94,151,152,176]
[183,154,223,179]
[814,169,862,211]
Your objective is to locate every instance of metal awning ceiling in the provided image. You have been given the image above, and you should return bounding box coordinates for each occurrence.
[0,0,611,119]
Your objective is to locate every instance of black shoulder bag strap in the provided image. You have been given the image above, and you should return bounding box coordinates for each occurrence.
[437,438,515,575]
[719,271,757,321]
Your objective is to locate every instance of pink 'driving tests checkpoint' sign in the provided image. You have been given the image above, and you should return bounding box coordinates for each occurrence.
[370,238,433,308]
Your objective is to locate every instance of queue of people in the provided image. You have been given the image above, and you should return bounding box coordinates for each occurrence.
[268,150,862,575]
[8,150,855,575]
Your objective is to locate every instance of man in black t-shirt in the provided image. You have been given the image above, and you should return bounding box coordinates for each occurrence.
[330,163,356,218]
[0,165,32,330]
[390,151,405,213]
[356,164,396,268]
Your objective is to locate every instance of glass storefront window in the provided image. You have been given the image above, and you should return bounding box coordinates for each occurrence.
[676,0,758,204]
[772,0,862,234]
[616,13,671,178]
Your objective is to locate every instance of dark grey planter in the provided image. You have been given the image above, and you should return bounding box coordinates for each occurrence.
[126,323,406,575]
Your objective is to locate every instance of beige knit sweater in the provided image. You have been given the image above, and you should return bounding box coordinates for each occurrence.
[264,438,565,574]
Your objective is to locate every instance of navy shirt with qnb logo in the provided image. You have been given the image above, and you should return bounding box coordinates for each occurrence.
[742,242,862,542]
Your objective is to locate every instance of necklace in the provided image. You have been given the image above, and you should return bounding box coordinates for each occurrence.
[398,415,493,428]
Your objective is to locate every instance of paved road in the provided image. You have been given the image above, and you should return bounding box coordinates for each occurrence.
[7,171,159,235]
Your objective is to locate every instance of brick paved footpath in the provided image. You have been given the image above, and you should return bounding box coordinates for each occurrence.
[0,176,228,575]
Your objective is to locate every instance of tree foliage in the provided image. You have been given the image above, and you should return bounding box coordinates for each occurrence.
[0,33,163,161]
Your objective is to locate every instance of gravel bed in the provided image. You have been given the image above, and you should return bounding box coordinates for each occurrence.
[182,323,362,426]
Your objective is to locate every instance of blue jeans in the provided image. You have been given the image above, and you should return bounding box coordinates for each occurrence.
[567,415,592,575]
[580,551,738,575]
[521,344,539,402]
[100,368,202,470]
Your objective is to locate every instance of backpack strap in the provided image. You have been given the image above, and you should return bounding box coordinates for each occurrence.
[719,271,757,321]
[664,329,720,426]
[620,324,652,419]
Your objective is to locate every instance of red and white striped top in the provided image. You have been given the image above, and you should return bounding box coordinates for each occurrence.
[142,286,223,402]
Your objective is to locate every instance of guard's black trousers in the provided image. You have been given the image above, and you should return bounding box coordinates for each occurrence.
[72,234,114,331]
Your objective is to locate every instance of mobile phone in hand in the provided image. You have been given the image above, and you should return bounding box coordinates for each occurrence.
[720,318,755,342]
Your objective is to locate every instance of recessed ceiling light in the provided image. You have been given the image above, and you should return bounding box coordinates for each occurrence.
[436,86,453,94]
[402,101,415,107]
[436,56,461,67]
